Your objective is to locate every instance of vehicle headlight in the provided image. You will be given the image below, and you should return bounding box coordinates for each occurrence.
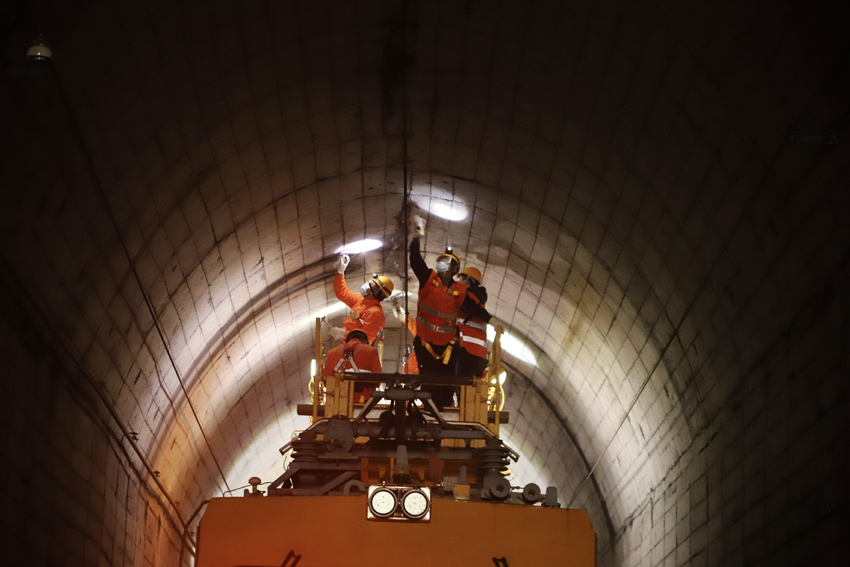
[400,488,430,520]
[368,487,398,518]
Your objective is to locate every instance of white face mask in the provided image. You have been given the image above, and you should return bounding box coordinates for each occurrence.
[435,261,450,273]
[360,282,371,295]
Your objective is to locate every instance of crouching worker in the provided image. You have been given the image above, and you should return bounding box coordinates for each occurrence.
[331,253,394,345]
[322,330,382,404]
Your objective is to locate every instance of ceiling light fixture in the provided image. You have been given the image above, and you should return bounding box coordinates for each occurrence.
[27,34,53,60]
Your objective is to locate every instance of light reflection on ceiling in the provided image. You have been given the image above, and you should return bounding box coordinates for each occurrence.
[335,239,384,255]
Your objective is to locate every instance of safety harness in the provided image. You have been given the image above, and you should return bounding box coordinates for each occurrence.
[333,348,362,373]
[422,337,456,364]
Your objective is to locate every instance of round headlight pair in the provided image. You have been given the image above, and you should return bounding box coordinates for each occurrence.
[368,487,430,520]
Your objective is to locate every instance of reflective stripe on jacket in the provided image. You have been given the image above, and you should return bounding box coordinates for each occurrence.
[415,270,467,346]
[458,291,488,359]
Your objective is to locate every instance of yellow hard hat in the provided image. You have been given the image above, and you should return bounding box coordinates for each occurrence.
[370,274,394,300]
[459,267,482,283]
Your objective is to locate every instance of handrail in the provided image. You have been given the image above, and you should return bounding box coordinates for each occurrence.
[337,371,475,386]
[312,317,323,423]
[493,325,503,428]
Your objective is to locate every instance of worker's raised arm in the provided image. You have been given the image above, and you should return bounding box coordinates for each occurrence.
[409,237,431,286]
[334,273,360,308]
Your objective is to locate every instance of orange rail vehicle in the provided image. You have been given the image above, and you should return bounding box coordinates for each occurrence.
[195,323,595,567]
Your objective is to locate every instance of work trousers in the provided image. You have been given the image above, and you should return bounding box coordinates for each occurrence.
[454,347,488,379]
[413,336,456,410]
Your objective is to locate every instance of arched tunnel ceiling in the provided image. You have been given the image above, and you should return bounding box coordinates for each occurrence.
[2,0,848,565]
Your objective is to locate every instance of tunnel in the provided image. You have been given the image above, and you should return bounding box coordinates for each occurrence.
[1,0,848,565]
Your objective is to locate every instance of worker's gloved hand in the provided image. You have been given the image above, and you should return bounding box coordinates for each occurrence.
[329,326,345,340]
[333,253,350,274]
[410,214,426,238]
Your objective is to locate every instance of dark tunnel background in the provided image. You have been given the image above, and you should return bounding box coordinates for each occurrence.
[1,0,848,565]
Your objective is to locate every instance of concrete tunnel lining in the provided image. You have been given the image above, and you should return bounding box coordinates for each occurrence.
[1,1,848,566]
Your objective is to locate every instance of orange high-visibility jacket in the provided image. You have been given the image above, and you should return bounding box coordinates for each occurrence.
[458,289,488,359]
[415,270,467,346]
[334,274,385,344]
[322,339,382,375]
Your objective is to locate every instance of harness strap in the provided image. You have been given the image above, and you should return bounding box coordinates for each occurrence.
[423,339,455,364]
[333,350,361,372]
[430,277,459,296]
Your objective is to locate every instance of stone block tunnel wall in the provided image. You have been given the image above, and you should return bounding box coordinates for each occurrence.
[1,292,186,566]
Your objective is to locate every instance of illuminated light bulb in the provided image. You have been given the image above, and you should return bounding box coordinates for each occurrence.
[499,370,507,385]
[335,239,383,254]
[27,35,53,60]
[310,359,317,376]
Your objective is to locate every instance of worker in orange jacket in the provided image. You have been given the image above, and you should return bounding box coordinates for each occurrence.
[322,330,382,403]
[331,254,394,345]
[409,216,491,409]
[455,266,489,379]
